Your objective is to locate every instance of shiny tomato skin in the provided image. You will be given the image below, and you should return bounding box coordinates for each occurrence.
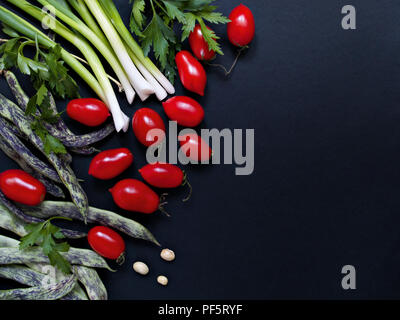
[139,163,184,189]
[189,24,216,61]
[162,96,204,127]
[88,226,125,260]
[132,108,166,147]
[109,179,159,214]
[67,98,110,127]
[227,4,255,47]
[179,133,212,162]
[0,169,46,206]
[88,148,134,180]
[175,51,207,96]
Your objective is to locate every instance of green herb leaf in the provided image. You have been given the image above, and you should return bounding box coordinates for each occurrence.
[19,217,72,274]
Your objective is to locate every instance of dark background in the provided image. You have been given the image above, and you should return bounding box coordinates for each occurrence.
[0,0,400,299]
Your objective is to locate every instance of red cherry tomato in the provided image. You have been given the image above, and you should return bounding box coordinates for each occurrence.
[189,24,216,61]
[67,98,110,127]
[139,163,184,189]
[162,96,205,127]
[132,108,166,147]
[109,179,159,214]
[175,51,207,96]
[179,133,212,162]
[0,169,46,206]
[88,148,133,180]
[227,4,255,47]
[88,226,125,261]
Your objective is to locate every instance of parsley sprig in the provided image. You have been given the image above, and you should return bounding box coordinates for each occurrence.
[0,27,79,154]
[19,217,73,274]
[130,0,230,82]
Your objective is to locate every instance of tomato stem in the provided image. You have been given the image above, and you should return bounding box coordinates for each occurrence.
[116,252,126,266]
[182,172,193,202]
[207,46,248,76]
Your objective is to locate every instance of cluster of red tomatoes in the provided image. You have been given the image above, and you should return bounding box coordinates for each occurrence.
[177,4,255,95]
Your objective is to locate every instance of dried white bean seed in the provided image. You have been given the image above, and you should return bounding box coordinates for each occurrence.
[160,249,175,261]
[133,261,149,275]
[157,275,168,286]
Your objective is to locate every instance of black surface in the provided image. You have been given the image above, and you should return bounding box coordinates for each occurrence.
[1,0,400,299]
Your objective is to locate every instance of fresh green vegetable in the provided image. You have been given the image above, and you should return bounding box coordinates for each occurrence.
[19,217,75,274]
[129,0,230,82]
[37,0,136,104]
[21,201,161,246]
[85,0,155,101]
[0,247,113,270]
[99,0,174,98]
[3,0,129,132]
[0,93,89,222]
[0,273,76,300]
[0,136,65,198]
[0,117,61,182]
[74,266,107,300]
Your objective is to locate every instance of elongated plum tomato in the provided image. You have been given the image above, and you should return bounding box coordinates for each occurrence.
[88,148,133,180]
[175,51,207,96]
[139,163,184,189]
[162,96,204,127]
[227,4,255,47]
[132,108,166,147]
[189,24,216,61]
[67,98,110,127]
[88,226,125,261]
[109,179,160,214]
[179,133,212,162]
[0,169,46,206]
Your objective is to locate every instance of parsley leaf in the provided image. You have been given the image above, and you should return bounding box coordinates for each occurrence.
[19,217,72,274]
[129,0,229,83]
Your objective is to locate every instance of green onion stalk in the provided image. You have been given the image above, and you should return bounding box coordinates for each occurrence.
[69,0,167,100]
[3,0,129,132]
[84,0,155,101]
[98,0,175,96]
[0,5,104,101]
[36,0,136,104]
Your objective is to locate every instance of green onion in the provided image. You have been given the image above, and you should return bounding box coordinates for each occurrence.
[4,0,129,132]
[99,0,175,95]
[37,0,136,104]
[84,0,155,101]
[0,5,104,102]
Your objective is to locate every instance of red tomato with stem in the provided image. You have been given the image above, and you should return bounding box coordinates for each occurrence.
[109,179,166,215]
[175,51,207,96]
[88,148,134,180]
[162,96,204,127]
[139,163,192,202]
[189,24,216,61]
[227,4,255,47]
[132,108,166,147]
[179,133,212,162]
[88,226,126,263]
[67,98,110,127]
[0,169,46,206]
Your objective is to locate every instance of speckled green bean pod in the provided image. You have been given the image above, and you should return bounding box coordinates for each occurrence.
[22,201,161,246]
[0,135,65,198]
[0,247,113,270]
[74,266,107,300]
[0,194,86,239]
[0,94,89,222]
[0,274,76,300]
[0,118,61,183]
[0,236,88,300]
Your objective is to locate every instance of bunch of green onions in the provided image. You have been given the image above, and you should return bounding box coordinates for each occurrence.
[0,0,175,132]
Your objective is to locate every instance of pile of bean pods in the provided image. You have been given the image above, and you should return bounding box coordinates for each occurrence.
[0,71,160,300]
